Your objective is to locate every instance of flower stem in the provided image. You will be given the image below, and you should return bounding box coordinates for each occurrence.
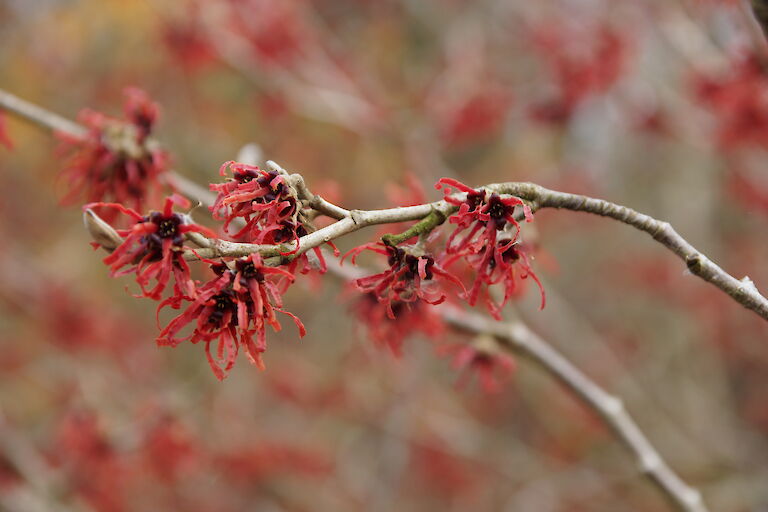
[381,208,447,247]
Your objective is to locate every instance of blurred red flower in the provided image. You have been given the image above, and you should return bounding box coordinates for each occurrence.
[57,88,170,217]
[694,52,768,150]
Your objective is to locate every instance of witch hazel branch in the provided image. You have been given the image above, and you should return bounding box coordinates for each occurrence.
[2,87,767,382]
[0,87,727,512]
[82,157,545,380]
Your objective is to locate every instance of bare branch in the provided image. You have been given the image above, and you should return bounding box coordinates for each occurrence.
[436,304,708,512]
[497,183,768,323]
[0,89,86,138]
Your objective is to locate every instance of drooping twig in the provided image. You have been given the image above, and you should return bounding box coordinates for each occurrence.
[438,304,708,512]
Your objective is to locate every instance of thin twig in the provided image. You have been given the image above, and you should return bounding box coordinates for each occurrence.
[436,304,708,512]
[0,89,86,138]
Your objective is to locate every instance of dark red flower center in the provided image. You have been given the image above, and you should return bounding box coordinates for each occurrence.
[387,247,435,280]
[234,169,260,183]
[158,219,179,238]
[208,292,237,326]
[272,221,297,243]
[488,241,521,270]
[236,260,265,282]
[487,194,509,219]
[466,190,486,212]
[148,212,183,240]
[501,244,521,263]
[137,212,186,261]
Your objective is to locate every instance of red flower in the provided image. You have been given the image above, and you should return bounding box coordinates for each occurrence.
[462,240,545,318]
[438,86,513,148]
[0,110,13,149]
[52,410,125,512]
[123,87,159,143]
[85,194,214,301]
[528,23,627,125]
[344,242,464,317]
[226,0,306,68]
[351,293,444,357]
[210,161,299,247]
[452,343,516,394]
[436,178,543,316]
[57,88,170,217]
[141,415,199,482]
[157,253,305,380]
[160,9,215,73]
[216,443,333,484]
[436,178,532,254]
[210,160,338,276]
[693,52,768,150]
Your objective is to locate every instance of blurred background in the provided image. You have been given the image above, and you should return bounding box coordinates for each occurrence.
[1,0,768,510]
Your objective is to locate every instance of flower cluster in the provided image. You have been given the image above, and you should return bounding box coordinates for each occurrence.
[351,293,444,357]
[452,342,516,394]
[693,52,768,151]
[344,242,463,317]
[87,190,307,380]
[436,177,544,318]
[211,161,299,247]
[158,254,305,380]
[85,149,544,389]
[344,242,460,356]
[211,160,336,276]
[86,194,213,301]
[528,23,626,124]
[57,88,170,217]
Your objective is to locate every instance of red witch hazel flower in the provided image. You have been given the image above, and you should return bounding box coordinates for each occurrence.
[85,194,215,301]
[344,242,460,356]
[344,242,464,316]
[693,52,768,151]
[157,253,305,380]
[449,337,516,394]
[436,178,545,318]
[57,87,170,218]
[528,22,627,125]
[210,161,299,244]
[210,160,337,275]
[465,239,545,318]
[351,294,444,357]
